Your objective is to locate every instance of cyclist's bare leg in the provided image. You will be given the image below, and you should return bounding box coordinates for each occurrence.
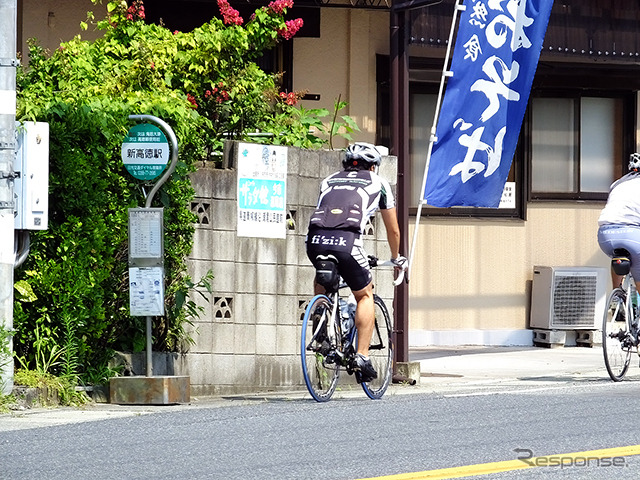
[634,280,640,325]
[609,266,640,293]
[352,282,374,357]
[611,269,624,289]
[313,279,326,295]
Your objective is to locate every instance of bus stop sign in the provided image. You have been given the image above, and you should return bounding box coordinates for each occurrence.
[121,123,170,180]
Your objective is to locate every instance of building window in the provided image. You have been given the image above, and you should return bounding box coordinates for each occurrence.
[530,94,626,200]
[409,92,437,208]
[409,89,524,218]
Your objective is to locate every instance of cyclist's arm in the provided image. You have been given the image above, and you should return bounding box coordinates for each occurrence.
[380,207,401,259]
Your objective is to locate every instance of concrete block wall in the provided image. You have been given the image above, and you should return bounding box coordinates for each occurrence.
[184,142,398,396]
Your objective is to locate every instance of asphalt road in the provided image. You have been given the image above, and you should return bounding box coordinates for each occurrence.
[2,377,640,480]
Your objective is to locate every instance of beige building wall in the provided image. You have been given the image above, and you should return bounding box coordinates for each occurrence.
[19,0,105,60]
[294,8,389,147]
[408,203,610,346]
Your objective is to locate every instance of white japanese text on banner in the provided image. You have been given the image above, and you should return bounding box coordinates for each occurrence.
[424,0,553,208]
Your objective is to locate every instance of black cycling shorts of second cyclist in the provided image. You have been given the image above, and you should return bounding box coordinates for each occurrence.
[306,228,372,292]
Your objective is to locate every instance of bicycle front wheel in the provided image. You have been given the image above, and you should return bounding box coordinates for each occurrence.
[301,295,340,402]
[603,287,632,381]
[361,294,393,399]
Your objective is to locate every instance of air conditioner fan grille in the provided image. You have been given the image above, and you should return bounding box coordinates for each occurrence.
[552,273,597,327]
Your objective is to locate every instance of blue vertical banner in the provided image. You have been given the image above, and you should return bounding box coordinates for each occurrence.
[424,0,553,208]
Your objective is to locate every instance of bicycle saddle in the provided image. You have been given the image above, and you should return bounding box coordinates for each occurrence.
[612,248,631,276]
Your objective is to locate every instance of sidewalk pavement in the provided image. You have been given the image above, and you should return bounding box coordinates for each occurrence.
[407,345,628,391]
[2,345,638,430]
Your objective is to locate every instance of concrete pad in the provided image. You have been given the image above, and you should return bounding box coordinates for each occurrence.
[109,376,190,405]
[532,329,566,348]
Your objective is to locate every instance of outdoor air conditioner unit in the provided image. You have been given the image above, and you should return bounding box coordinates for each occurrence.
[530,266,608,330]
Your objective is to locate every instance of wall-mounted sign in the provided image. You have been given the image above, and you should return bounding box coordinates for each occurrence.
[237,143,287,238]
[498,182,516,209]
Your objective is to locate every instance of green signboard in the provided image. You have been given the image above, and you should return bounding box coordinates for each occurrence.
[121,123,170,180]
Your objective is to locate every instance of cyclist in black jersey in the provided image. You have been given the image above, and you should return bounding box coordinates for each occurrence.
[306,142,406,383]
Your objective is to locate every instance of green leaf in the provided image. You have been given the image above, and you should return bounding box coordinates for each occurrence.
[14,280,38,302]
[341,115,360,132]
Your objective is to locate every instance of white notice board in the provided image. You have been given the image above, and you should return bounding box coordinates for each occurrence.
[129,266,165,316]
[129,208,163,260]
[237,143,287,238]
[498,182,516,209]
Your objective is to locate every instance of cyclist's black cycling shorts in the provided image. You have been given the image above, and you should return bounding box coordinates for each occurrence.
[306,228,372,292]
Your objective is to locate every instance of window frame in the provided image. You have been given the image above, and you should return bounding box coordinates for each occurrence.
[527,89,634,202]
[397,65,527,220]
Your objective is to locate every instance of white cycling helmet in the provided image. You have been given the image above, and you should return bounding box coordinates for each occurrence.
[343,142,382,170]
[630,153,640,172]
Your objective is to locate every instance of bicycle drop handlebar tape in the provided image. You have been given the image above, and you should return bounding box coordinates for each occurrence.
[367,255,409,285]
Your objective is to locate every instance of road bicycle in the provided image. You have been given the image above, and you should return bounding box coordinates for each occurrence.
[300,255,405,402]
[602,248,640,381]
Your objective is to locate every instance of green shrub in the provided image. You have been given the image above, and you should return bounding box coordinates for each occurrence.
[14,0,330,384]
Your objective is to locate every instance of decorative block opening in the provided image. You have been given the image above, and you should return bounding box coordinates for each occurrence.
[214,296,233,319]
[191,200,211,225]
[298,299,308,322]
[364,216,375,236]
[287,209,297,231]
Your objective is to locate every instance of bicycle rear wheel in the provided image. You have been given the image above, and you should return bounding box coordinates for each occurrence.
[301,295,340,402]
[602,287,632,381]
[361,294,393,399]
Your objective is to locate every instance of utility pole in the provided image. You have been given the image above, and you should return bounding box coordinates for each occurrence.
[390,1,409,365]
[0,0,17,395]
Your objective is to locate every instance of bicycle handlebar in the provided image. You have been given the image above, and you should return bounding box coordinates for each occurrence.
[368,256,408,286]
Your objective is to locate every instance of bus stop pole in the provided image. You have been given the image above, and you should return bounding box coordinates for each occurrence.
[128,115,178,377]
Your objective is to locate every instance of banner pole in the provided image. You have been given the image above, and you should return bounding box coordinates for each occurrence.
[407,0,465,278]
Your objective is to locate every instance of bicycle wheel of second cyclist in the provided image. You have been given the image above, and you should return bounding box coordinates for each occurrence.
[362,294,393,399]
[603,287,631,381]
[301,295,340,402]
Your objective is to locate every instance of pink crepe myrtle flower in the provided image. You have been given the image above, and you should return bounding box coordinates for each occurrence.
[279,91,298,106]
[187,94,198,108]
[268,0,293,15]
[217,0,244,26]
[278,18,303,40]
[127,1,145,21]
